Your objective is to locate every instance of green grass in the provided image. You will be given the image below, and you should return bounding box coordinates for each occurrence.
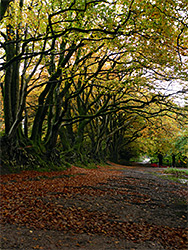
[162,175,188,184]
[150,167,188,185]
[163,168,188,177]
[156,167,188,184]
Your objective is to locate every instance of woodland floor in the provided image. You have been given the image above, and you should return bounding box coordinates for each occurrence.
[0,163,188,250]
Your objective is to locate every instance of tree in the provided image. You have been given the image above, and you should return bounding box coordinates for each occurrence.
[135,114,188,166]
[0,0,188,168]
[0,0,14,20]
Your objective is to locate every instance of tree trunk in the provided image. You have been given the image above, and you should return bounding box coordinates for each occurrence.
[158,153,163,167]
[0,0,14,21]
[4,24,21,139]
[172,154,176,168]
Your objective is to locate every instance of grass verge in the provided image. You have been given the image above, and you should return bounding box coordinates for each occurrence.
[153,168,188,185]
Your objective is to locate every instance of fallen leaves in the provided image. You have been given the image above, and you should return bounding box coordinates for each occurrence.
[0,165,187,249]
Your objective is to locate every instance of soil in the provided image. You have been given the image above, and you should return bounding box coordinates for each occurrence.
[1,163,188,250]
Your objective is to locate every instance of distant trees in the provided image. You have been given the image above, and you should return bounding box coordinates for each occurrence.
[0,0,188,169]
[136,116,188,167]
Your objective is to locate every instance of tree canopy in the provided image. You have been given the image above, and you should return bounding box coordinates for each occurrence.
[0,0,188,169]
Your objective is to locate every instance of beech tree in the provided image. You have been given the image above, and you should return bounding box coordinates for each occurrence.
[0,0,187,168]
[134,114,188,166]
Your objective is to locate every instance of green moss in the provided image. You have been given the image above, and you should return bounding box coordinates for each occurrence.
[74,161,98,169]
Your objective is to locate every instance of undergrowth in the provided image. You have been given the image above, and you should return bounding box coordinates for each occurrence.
[164,168,188,177]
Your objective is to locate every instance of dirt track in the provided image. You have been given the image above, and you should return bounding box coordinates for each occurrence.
[1,164,188,249]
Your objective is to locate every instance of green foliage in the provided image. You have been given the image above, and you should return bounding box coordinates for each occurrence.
[133,115,188,165]
[0,0,187,169]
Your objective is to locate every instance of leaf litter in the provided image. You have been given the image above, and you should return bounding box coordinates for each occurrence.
[0,165,188,249]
